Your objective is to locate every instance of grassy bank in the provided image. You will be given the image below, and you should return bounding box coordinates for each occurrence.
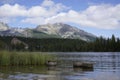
[0,51,55,66]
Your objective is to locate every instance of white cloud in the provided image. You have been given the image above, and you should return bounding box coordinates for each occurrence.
[0,0,120,29]
[0,4,26,17]
[27,6,47,17]
[0,0,68,24]
[22,0,69,25]
[46,4,120,29]
[41,0,54,7]
[22,17,46,25]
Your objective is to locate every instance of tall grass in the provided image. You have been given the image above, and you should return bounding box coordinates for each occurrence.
[0,51,55,66]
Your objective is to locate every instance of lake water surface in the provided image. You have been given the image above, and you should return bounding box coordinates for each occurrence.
[0,52,120,80]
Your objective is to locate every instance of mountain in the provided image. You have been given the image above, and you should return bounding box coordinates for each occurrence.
[0,23,23,36]
[36,23,96,41]
[0,22,61,38]
[0,22,96,41]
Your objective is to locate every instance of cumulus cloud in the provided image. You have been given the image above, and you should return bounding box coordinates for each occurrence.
[22,17,46,25]
[41,0,54,7]
[46,4,120,29]
[0,4,26,17]
[0,0,68,24]
[21,0,68,24]
[0,0,120,29]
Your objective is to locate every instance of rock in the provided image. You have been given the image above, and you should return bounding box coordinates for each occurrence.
[11,38,28,50]
[73,62,93,68]
[74,67,93,72]
[46,60,57,66]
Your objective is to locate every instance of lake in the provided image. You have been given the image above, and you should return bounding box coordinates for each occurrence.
[0,52,120,80]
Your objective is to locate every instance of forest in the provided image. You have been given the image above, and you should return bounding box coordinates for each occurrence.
[0,35,119,52]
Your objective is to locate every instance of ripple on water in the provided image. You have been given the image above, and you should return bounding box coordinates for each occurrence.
[64,71,120,80]
[8,73,56,80]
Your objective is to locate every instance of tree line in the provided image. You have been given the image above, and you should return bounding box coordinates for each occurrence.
[83,35,120,52]
[0,35,119,52]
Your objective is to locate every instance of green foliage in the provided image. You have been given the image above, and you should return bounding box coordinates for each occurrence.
[0,40,6,50]
[0,35,119,52]
[84,35,120,52]
[0,51,10,66]
[0,36,86,51]
[0,51,54,66]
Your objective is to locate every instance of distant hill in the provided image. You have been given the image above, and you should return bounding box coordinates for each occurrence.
[0,22,96,41]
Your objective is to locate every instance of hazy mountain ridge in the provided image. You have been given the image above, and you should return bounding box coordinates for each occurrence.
[0,22,96,41]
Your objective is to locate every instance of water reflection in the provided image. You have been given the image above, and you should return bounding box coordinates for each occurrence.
[73,67,93,72]
[0,66,59,80]
[0,52,120,80]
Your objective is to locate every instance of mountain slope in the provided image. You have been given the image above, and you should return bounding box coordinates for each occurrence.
[0,22,96,41]
[22,29,61,38]
[0,22,60,38]
[36,23,96,41]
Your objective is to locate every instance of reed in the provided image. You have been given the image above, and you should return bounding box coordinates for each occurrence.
[0,51,55,66]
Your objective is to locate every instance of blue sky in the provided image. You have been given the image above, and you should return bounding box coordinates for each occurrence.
[0,0,120,38]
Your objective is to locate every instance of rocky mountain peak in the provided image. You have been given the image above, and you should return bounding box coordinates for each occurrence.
[0,22,96,41]
[36,23,96,41]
